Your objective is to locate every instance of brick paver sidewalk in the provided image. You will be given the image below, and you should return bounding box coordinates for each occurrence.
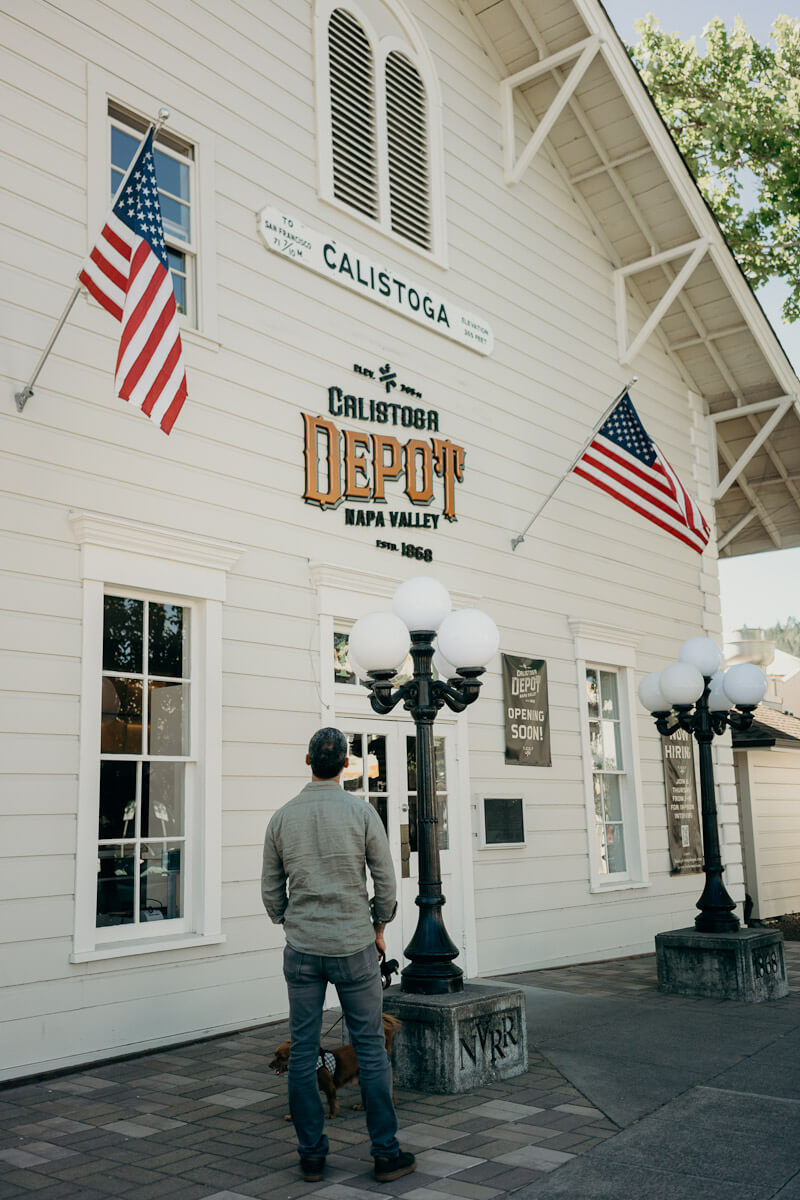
[0,1013,617,1199]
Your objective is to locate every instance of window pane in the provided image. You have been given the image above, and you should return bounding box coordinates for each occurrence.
[101,677,143,754]
[586,669,599,719]
[103,596,143,673]
[370,795,388,830]
[406,736,416,790]
[148,681,189,755]
[154,149,190,200]
[589,720,603,770]
[96,845,136,926]
[600,774,623,822]
[593,775,604,821]
[344,733,364,791]
[148,603,187,678]
[142,762,184,837]
[110,166,125,201]
[605,823,627,873]
[600,720,622,771]
[600,671,620,719]
[436,794,449,850]
[99,761,137,839]
[367,735,386,789]
[334,632,356,683]
[111,125,139,172]
[434,736,446,789]
[141,842,183,920]
[169,265,186,314]
[159,191,191,242]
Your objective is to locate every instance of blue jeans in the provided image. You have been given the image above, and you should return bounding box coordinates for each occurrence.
[282,942,400,1160]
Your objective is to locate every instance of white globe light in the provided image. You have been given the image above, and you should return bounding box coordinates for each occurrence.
[723,662,768,707]
[437,609,499,669]
[349,611,411,672]
[637,672,670,712]
[392,576,452,632]
[659,661,705,706]
[707,671,733,712]
[347,648,367,682]
[433,647,459,681]
[678,636,722,678]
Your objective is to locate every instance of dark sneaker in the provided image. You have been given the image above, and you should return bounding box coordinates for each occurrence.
[300,1155,325,1182]
[374,1150,416,1182]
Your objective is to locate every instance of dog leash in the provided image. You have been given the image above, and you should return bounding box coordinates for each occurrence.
[322,1013,344,1039]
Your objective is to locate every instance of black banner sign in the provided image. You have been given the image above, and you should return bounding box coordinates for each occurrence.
[503,654,551,766]
[661,728,703,874]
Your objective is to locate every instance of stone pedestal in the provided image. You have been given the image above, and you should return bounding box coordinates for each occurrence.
[382,981,527,1094]
[655,927,788,1002]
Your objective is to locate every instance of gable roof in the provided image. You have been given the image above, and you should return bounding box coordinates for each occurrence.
[732,704,800,750]
[462,0,800,558]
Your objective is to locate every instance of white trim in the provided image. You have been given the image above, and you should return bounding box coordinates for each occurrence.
[614,240,709,366]
[477,793,526,849]
[569,619,649,893]
[501,37,601,186]
[70,934,226,964]
[712,399,793,501]
[313,0,448,266]
[86,64,219,345]
[71,514,241,959]
[569,0,799,398]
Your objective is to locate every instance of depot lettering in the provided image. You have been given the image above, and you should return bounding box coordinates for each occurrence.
[302,412,465,521]
[322,244,450,329]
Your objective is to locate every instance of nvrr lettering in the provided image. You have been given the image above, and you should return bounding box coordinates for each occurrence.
[459,1013,518,1069]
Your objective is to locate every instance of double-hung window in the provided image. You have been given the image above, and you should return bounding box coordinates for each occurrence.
[108,102,196,322]
[71,512,240,962]
[98,594,190,930]
[316,1,446,261]
[570,619,649,892]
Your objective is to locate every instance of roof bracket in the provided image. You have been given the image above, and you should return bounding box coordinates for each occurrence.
[501,35,601,186]
[711,397,794,500]
[614,238,710,365]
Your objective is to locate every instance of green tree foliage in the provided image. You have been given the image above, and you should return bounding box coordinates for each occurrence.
[629,16,800,320]
[763,616,800,657]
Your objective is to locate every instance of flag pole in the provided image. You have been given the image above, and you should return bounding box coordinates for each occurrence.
[510,376,638,551]
[14,107,171,415]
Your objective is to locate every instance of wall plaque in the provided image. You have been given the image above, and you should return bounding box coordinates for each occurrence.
[661,727,703,875]
[258,207,494,354]
[502,655,551,766]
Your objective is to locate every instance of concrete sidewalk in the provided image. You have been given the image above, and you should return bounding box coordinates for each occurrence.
[0,943,798,1200]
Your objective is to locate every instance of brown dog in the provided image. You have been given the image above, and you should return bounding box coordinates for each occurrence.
[269,1013,401,1118]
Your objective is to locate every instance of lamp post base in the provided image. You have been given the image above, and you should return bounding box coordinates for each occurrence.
[655,927,788,1002]
[383,981,527,1093]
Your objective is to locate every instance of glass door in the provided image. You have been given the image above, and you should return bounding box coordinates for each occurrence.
[341,722,462,972]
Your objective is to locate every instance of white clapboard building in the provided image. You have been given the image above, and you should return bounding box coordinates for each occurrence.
[3,0,800,1081]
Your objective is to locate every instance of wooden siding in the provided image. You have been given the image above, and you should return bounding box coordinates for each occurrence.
[0,0,728,1077]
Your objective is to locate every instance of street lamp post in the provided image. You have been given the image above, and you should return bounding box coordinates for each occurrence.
[638,637,768,933]
[349,577,499,996]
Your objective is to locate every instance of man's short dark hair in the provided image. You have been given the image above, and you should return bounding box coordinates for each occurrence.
[308,727,348,779]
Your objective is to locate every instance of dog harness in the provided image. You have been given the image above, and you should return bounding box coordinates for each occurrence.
[315,1050,336,1074]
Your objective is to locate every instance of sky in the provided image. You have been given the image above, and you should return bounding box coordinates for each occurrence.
[604,1,800,632]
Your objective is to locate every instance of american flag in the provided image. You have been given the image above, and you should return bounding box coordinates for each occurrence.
[573,393,710,554]
[79,128,187,434]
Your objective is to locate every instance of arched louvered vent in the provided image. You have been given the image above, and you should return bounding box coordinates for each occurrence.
[385,51,431,251]
[328,9,378,220]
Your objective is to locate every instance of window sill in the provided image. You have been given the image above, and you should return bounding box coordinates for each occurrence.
[589,879,650,895]
[181,325,221,353]
[70,933,226,964]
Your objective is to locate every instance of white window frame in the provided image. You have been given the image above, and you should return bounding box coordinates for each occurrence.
[86,65,219,348]
[70,511,241,962]
[477,794,527,849]
[569,619,649,893]
[313,0,448,266]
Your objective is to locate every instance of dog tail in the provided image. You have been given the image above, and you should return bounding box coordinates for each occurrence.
[381,1013,402,1033]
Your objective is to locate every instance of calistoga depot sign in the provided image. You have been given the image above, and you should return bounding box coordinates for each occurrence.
[301,364,466,556]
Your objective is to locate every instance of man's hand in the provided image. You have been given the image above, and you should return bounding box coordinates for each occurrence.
[374,923,386,957]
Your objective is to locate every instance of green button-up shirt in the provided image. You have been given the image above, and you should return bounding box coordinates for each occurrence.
[261,779,397,956]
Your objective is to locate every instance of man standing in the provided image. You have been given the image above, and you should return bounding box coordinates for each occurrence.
[262,727,416,1184]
